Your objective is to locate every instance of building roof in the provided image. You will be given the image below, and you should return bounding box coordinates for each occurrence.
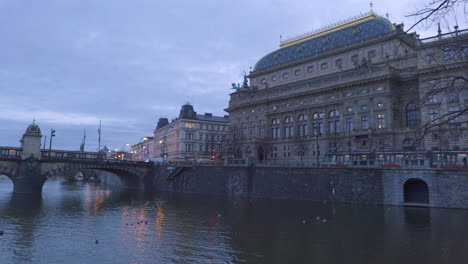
[195,114,229,123]
[253,12,394,71]
[23,121,41,136]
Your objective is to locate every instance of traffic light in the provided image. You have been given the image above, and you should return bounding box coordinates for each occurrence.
[51,129,56,137]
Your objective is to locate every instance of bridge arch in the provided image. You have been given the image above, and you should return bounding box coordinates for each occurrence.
[41,163,148,189]
[0,165,16,180]
[404,178,429,205]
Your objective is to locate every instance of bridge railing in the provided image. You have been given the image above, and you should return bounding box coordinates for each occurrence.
[0,146,22,160]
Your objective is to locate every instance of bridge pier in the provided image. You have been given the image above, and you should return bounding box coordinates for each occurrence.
[12,176,46,193]
[10,157,46,193]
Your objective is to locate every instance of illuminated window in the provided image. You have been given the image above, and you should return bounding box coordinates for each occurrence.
[185,123,195,128]
[377,114,385,128]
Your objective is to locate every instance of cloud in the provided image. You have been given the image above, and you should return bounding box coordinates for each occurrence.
[0,0,465,150]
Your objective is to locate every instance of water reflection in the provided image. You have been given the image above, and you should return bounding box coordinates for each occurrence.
[0,179,467,263]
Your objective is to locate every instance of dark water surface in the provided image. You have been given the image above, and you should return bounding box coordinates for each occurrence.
[0,176,467,264]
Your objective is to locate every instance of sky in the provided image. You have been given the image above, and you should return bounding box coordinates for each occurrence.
[0,0,466,151]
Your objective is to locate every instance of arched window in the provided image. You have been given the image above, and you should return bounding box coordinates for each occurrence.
[297,114,308,121]
[406,103,420,127]
[403,138,415,145]
[312,112,324,119]
[329,109,340,118]
[284,116,293,123]
[272,118,280,125]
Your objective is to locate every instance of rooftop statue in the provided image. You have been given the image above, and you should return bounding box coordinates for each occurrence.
[231,71,250,91]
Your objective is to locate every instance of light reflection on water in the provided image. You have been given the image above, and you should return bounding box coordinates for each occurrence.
[0,176,467,264]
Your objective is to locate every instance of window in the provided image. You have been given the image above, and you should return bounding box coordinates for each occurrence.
[313,123,323,135]
[428,94,438,103]
[351,54,359,64]
[345,91,353,97]
[261,79,267,84]
[271,75,278,81]
[320,62,328,69]
[297,114,308,121]
[294,69,301,76]
[429,109,438,121]
[447,91,458,103]
[448,106,460,123]
[307,66,315,73]
[406,103,420,127]
[186,132,194,140]
[346,107,353,112]
[361,116,369,129]
[368,50,376,59]
[377,103,384,108]
[283,72,289,79]
[328,120,340,133]
[377,114,385,128]
[403,138,415,145]
[284,126,294,137]
[312,112,324,119]
[335,58,343,67]
[346,118,353,132]
[284,116,293,123]
[361,105,368,111]
[272,118,280,125]
[272,127,280,138]
[298,124,308,137]
[329,109,340,117]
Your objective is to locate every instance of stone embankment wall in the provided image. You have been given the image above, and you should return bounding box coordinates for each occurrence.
[151,166,468,209]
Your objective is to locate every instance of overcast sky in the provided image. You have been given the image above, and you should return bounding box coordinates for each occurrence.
[0,0,465,151]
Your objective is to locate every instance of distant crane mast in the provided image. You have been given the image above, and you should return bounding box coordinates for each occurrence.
[80,129,86,152]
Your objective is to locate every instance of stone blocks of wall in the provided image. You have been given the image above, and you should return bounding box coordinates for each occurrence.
[152,166,468,209]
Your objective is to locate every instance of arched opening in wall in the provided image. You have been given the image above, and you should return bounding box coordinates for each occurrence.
[404,178,429,205]
[257,146,265,162]
[0,174,14,193]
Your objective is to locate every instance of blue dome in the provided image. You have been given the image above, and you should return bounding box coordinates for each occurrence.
[254,17,394,71]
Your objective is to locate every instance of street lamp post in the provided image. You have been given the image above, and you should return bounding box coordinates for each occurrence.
[49,129,56,158]
[315,129,321,167]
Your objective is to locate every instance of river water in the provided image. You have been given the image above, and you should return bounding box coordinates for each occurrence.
[0,176,467,264]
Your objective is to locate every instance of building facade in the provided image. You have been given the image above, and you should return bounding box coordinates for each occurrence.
[226,11,468,166]
[131,137,154,161]
[153,104,230,161]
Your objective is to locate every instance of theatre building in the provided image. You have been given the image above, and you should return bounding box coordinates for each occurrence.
[226,11,468,166]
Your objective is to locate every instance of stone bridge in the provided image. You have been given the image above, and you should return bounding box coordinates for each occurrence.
[0,157,155,193]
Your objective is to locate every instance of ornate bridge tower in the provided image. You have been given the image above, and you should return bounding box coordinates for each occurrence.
[20,120,42,160]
